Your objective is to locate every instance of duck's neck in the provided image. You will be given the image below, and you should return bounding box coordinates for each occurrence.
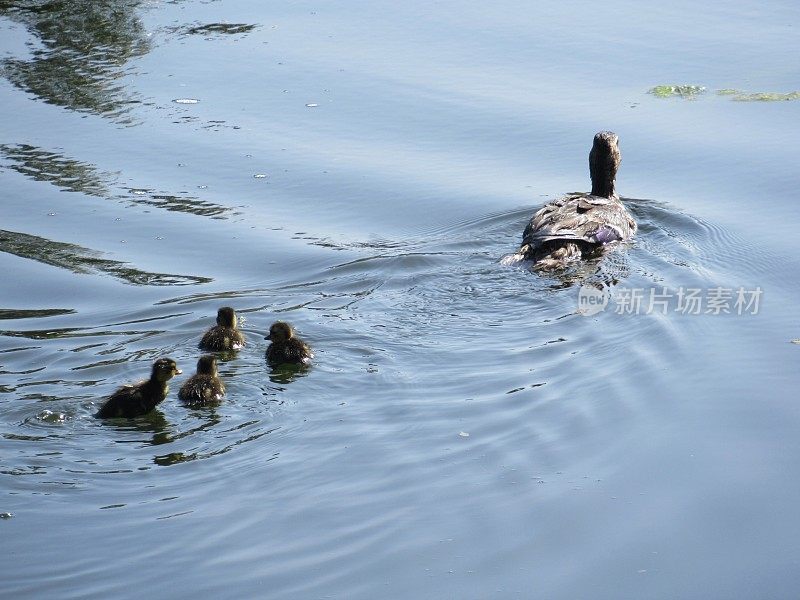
[146,376,169,394]
[590,177,617,198]
[589,141,620,199]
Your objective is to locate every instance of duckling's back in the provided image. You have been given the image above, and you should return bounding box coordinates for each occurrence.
[200,325,245,351]
[95,381,164,418]
[267,338,313,365]
[178,374,225,405]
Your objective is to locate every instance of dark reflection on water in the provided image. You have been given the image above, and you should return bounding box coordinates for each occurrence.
[0,143,111,196]
[0,308,75,320]
[0,0,149,124]
[267,361,310,385]
[0,229,212,285]
[175,22,259,37]
[0,143,234,218]
[123,188,232,218]
[103,409,171,440]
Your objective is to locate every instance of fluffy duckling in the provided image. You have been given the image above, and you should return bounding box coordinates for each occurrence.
[199,306,245,351]
[95,358,181,418]
[265,321,313,365]
[509,131,637,270]
[178,354,225,405]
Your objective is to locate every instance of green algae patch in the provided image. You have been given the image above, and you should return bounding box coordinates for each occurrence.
[650,85,800,102]
[728,90,800,102]
[648,85,706,98]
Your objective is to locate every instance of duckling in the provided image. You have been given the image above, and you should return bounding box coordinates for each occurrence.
[95,358,181,418]
[508,131,637,270]
[178,354,225,405]
[199,306,245,351]
[265,321,313,365]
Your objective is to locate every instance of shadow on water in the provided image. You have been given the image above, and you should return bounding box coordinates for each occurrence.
[0,0,150,124]
[0,229,212,285]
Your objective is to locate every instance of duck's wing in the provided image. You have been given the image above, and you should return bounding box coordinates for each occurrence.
[522,194,636,251]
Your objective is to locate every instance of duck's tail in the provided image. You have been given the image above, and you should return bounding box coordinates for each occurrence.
[501,241,585,270]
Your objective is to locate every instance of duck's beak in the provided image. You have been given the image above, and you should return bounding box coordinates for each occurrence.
[265,334,273,341]
[175,368,183,375]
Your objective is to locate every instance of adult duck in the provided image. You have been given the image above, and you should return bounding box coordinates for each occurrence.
[509,131,636,270]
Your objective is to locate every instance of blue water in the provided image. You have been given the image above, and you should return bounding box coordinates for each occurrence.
[2,1,800,597]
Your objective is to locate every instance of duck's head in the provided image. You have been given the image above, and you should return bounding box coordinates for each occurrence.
[216,306,237,328]
[265,321,293,343]
[589,131,621,198]
[196,354,218,377]
[152,358,181,382]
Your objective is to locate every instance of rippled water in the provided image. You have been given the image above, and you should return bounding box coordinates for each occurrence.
[2,1,800,598]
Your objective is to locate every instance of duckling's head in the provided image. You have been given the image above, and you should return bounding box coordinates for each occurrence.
[266,321,294,343]
[589,131,621,198]
[152,358,181,382]
[196,354,218,377]
[216,306,237,328]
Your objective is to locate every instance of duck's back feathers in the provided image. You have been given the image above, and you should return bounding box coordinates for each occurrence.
[178,374,225,405]
[199,325,245,351]
[266,337,313,366]
[523,193,636,249]
[519,193,636,267]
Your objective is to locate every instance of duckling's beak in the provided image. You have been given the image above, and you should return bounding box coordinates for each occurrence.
[175,368,183,375]
[265,333,273,341]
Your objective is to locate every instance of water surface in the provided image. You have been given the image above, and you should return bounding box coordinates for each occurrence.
[2,1,800,598]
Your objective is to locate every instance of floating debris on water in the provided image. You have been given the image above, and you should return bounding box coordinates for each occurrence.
[648,85,706,98]
[253,173,268,179]
[459,431,470,438]
[173,98,200,104]
[37,410,67,424]
[0,512,13,519]
[305,103,319,107]
[791,339,800,345]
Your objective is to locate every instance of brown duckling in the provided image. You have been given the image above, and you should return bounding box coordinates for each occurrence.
[199,306,245,351]
[178,354,225,405]
[507,131,637,270]
[95,358,181,418]
[265,321,313,365]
